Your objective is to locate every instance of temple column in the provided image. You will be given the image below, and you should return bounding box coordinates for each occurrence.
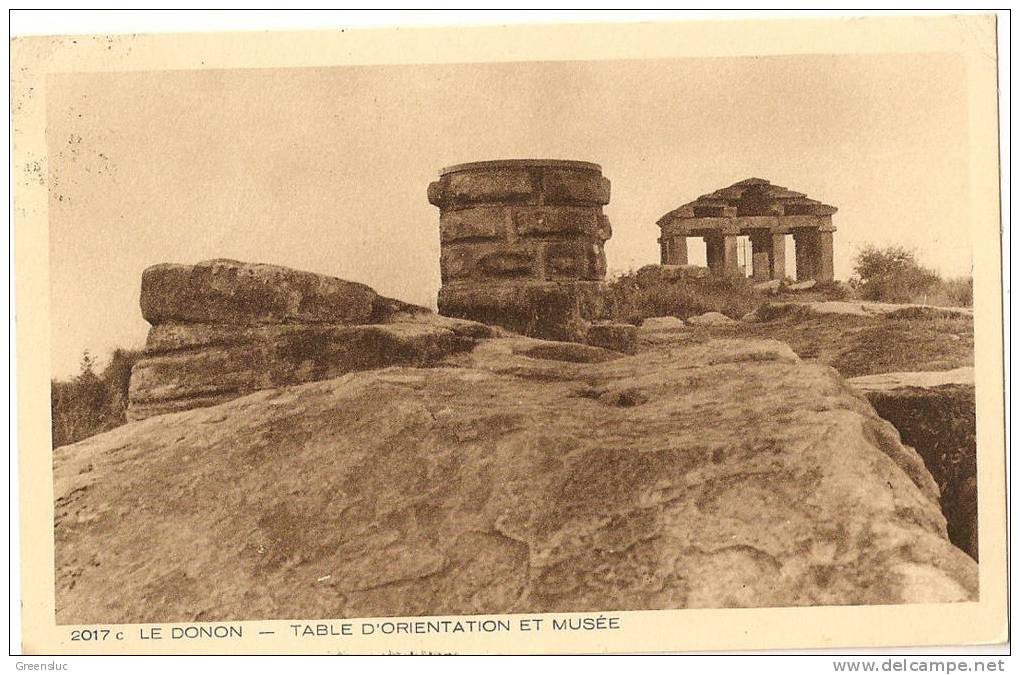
[670,235,688,265]
[659,237,669,265]
[794,231,817,281]
[705,234,740,277]
[704,234,723,275]
[815,230,834,282]
[769,233,786,280]
[721,234,740,276]
[750,232,772,281]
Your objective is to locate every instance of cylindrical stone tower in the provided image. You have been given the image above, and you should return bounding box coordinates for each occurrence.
[428,159,613,341]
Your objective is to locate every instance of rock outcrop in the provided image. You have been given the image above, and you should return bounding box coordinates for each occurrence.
[585,322,638,354]
[127,259,497,420]
[686,311,738,327]
[849,368,977,560]
[57,331,976,624]
[640,316,686,332]
[139,260,405,326]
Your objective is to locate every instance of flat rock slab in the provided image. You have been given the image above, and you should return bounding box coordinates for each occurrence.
[638,316,688,345]
[55,336,976,624]
[786,280,817,291]
[140,259,421,326]
[640,316,686,332]
[848,367,974,393]
[753,279,783,292]
[686,311,738,327]
[849,370,977,561]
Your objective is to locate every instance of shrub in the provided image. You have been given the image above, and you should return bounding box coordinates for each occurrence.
[849,245,941,303]
[606,270,762,324]
[847,245,972,307]
[928,276,973,307]
[51,347,142,448]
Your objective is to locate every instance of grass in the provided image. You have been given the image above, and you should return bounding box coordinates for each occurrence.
[605,271,763,325]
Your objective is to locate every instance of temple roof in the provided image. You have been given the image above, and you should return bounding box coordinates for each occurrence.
[657,178,837,225]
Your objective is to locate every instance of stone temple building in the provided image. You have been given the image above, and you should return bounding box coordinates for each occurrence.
[428,159,613,341]
[656,178,837,282]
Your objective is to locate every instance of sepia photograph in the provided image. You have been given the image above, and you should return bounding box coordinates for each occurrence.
[10,11,1008,658]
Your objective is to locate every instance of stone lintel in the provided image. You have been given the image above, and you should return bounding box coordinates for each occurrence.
[773,215,828,232]
[663,217,742,236]
[662,214,835,236]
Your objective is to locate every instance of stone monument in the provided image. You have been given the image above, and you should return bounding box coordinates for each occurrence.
[428,159,614,341]
[656,178,837,283]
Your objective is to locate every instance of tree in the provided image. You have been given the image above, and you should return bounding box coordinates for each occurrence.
[849,245,941,303]
[51,347,143,448]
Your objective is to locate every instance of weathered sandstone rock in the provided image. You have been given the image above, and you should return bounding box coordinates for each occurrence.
[753,279,783,292]
[128,260,497,420]
[585,322,638,354]
[128,322,483,420]
[787,279,817,292]
[56,335,975,624]
[686,311,737,327]
[640,316,686,332]
[637,316,688,346]
[848,368,974,392]
[140,259,417,326]
[849,368,977,560]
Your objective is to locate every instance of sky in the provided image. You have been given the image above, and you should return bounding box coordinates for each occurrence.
[46,52,971,378]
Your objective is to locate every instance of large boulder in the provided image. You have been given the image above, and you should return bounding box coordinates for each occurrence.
[849,368,977,560]
[637,316,688,346]
[640,316,686,332]
[140,259,422,326]
[128,260,496,420]
[55,334,975,624]
[585,322,638,354]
